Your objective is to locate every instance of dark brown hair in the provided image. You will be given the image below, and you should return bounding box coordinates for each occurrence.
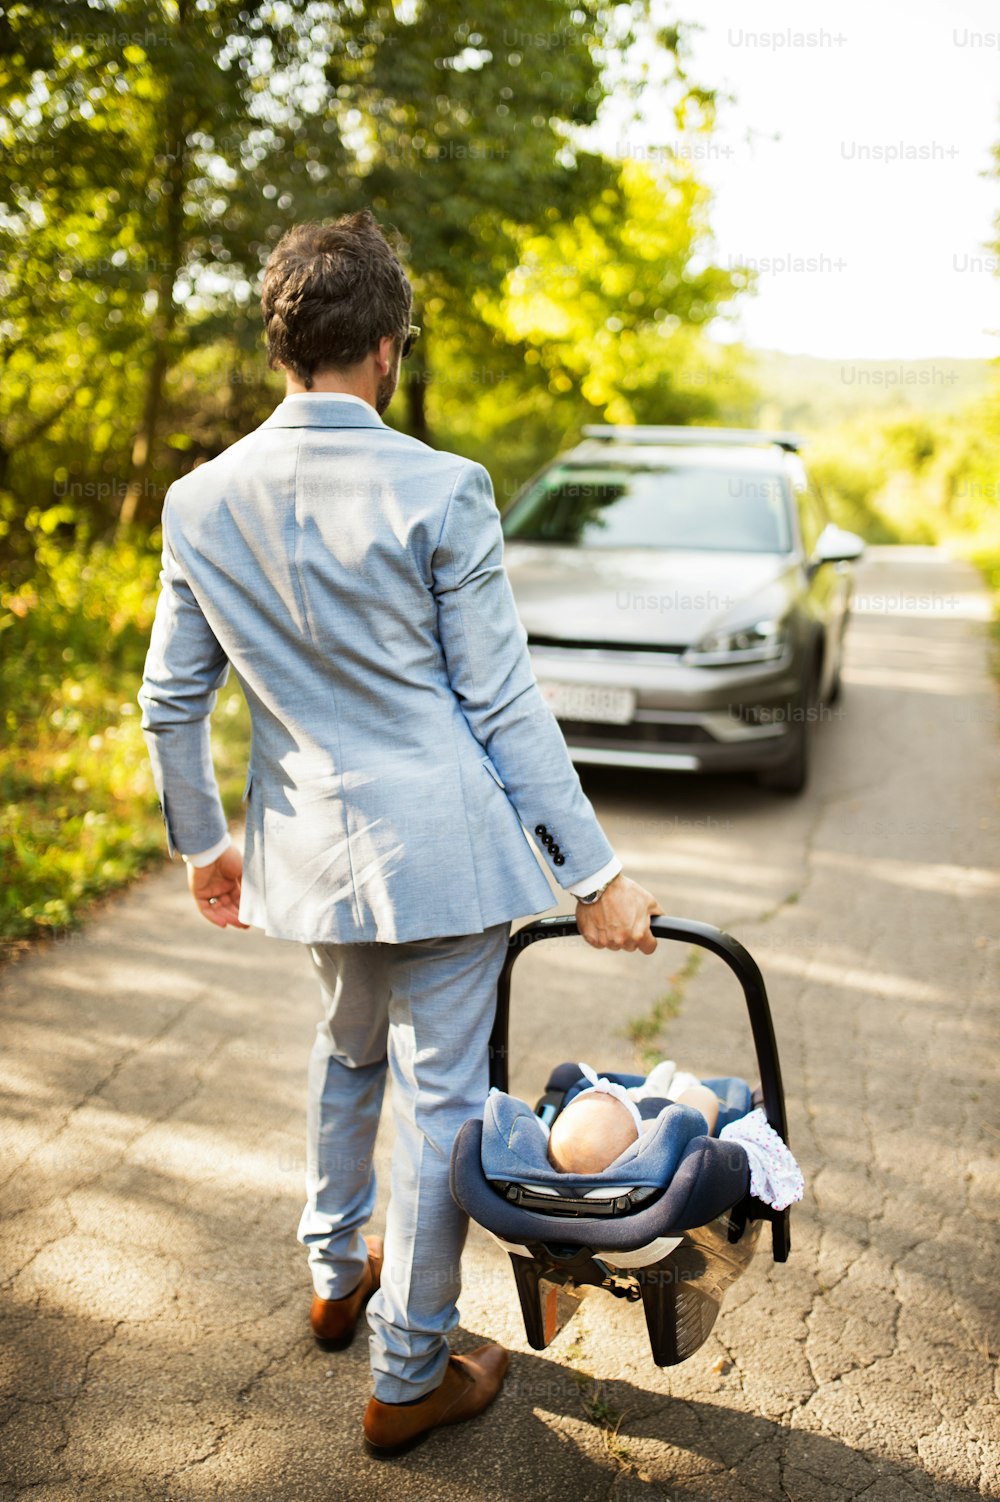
[260,211,412,388]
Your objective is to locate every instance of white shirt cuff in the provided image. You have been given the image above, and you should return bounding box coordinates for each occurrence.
[566,856,623,899]
[181,832,233,867]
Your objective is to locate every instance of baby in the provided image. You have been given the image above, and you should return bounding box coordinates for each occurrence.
[542,1060,805,1213]
[547,1062,721,1174]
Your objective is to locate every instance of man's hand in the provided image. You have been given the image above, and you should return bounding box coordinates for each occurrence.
[187,845,250,930]
[575,873,662,955]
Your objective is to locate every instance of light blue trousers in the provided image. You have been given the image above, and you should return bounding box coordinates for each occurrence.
[297,922,511,1402]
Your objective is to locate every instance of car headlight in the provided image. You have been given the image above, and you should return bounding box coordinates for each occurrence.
[684,618,788,666]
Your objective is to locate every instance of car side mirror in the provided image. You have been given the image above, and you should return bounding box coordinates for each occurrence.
[811,524,865,569]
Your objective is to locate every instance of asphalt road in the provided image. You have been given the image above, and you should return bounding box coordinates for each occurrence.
[2,546,998,1501]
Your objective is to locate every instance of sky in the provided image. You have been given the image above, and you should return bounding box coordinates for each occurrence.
[596,0,1000,360]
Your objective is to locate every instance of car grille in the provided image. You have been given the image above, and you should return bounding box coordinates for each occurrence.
[558,718,716,746]
[528,634,686,655]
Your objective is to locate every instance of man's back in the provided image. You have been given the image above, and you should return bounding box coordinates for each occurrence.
[141,394,613,943]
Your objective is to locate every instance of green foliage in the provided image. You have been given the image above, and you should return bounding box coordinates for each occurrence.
[748,351,995,429]
[0,0,747,532]
[343,0,622,266]
[806,424,909,544]
[393,157,755,499]
[800,371,1000,686]
[0,0,355,528]
[969,545,1000,684]
[0,0,759,945]
[0,523,250,949]
[802,369,1000,552]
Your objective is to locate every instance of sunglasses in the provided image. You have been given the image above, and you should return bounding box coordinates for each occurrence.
[401,323,421,360]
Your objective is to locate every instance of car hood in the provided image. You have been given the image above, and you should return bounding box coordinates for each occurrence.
[503,543,794,648]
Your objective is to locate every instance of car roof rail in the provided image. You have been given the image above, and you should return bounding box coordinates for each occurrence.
[579,425,804,453]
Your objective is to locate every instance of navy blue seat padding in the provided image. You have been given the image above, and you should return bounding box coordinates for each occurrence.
[451,1119,750,1251]
[481,1090,708,1195]
[703,1076,755,1132]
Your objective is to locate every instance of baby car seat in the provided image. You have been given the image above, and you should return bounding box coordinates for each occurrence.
[449,916,792,1366]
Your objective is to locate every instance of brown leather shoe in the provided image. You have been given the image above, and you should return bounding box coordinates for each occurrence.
[363,1343,509,1457]
[309,1235,384,1351]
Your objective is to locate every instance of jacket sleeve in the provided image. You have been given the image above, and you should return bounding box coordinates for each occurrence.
[137,497,230,859]
[432,460,615,889]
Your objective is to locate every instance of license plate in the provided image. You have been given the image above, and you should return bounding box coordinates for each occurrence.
[541,682,636,724]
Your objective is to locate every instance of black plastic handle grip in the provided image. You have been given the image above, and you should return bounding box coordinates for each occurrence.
[488,913,791,1261]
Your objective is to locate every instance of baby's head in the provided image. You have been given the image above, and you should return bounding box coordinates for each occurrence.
[547,1091,639,1174]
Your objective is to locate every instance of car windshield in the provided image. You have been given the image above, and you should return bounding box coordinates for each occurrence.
[503,462,792,553]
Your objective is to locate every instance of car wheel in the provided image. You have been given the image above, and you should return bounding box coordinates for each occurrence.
[827,610,852,704]
[826,626,846,704]
[756,656,819,796]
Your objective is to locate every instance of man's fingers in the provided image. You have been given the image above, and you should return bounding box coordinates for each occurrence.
[187,850,249,932]
[194,879,248,929]
[576,886,663,955]
[200,904,249,929]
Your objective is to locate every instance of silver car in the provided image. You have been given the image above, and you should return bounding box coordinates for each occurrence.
[501,427,865,793]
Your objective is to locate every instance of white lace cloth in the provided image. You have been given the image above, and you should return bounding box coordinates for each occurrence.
[720,1108,805,1211]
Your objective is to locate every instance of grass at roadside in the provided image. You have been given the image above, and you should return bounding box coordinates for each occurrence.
[970,547,1000,685]
[625,948,704,1072]
[1,531,250,955]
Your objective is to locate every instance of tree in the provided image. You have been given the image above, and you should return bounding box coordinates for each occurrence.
[0,1,747,530]
[331,2,717,443]
[400,155,753,501]
[0,0,352,529]
[484,160,751,413]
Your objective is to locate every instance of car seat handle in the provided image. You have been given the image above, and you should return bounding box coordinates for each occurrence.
[490,915,792,1262]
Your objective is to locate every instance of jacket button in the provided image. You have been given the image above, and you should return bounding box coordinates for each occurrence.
[535,824,547,837]
[553,854,566,866]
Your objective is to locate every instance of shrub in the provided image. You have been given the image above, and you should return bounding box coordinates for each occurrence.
[0,518,249,950]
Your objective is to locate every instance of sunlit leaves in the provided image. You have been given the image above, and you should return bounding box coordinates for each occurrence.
[0,0,746,532]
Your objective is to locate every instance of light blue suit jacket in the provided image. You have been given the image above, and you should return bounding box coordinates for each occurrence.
[139,394,614,944]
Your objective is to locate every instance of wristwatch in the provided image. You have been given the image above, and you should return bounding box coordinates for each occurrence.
[577,876,618,906]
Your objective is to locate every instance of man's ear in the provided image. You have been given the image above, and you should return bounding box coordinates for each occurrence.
[375,333,398,374]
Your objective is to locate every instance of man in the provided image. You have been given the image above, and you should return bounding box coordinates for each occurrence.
[139,210,661,1456]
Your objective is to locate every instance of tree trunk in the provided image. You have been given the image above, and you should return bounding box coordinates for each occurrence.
[118,5,188,533]
[119,336,172,529]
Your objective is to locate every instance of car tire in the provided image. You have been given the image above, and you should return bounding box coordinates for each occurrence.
[756,655,819,796]
[827,625,848,704]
